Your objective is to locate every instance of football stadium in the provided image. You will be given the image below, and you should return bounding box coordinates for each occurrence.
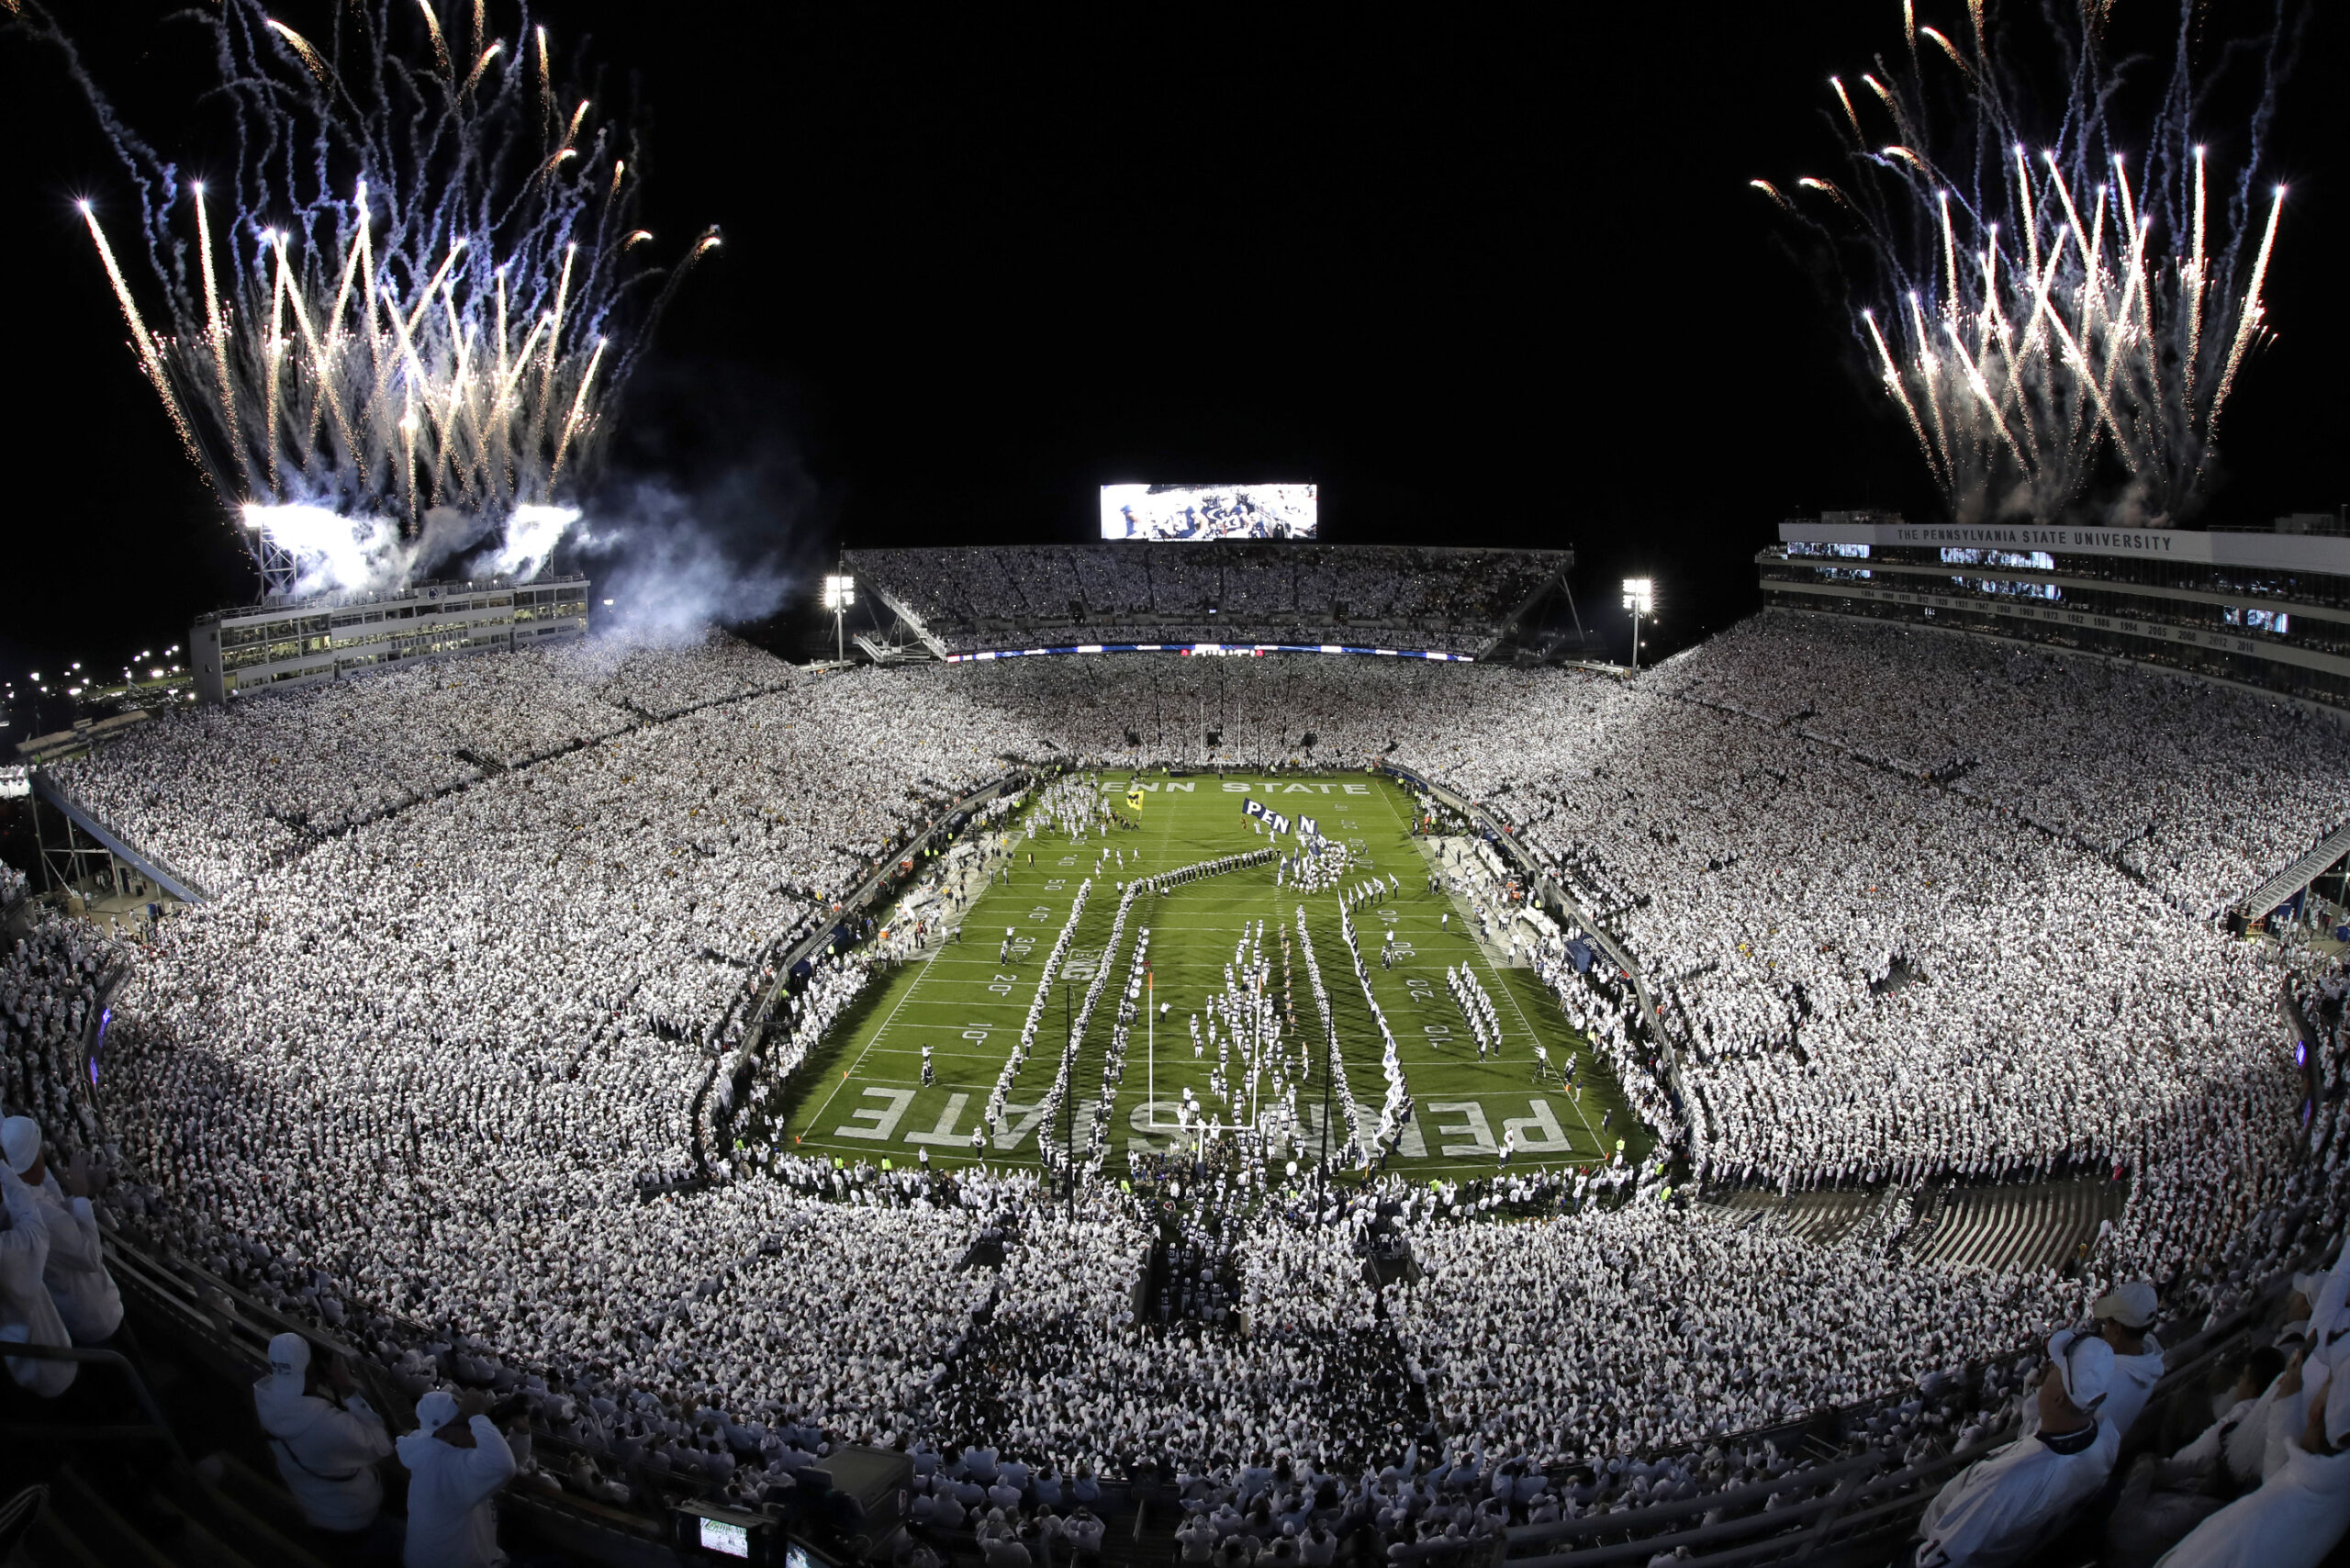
[0,2,2344,1567]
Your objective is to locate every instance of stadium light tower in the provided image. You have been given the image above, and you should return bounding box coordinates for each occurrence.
[1622,577,1654,673]
[822,574,856,662]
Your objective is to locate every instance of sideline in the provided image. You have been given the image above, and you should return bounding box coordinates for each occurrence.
[1371,778,1605,1152]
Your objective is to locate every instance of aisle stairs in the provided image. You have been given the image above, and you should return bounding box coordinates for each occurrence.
[1707,1173,2126,1273]
[2239,817,2350,921]
[1906,1177,2126,1274]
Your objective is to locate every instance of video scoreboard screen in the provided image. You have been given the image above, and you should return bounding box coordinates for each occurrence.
[1100,483,1317,542]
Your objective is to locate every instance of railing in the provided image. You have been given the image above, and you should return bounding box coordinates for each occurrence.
[1500,1443,1940,1568]
[2239,818,2350,920]
[1493,1255,2308,1568]
[30,771,214,904]
[99,1221,721,1538]
[0,1341,189,1466]
[1476,562,1572,663]
[860,580,950,660]
[765,771,1025,983]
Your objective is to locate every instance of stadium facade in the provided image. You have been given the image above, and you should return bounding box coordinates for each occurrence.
[189,575,591,703]
[845,542,1579,664]
[1763,512,2350,711]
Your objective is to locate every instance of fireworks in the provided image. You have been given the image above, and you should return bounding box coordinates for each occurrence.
[1764,3,2289,526]
[22,0,716,593]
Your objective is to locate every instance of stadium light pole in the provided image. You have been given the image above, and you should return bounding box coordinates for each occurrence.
[822,574,856,663]
[1621,578,1654,673]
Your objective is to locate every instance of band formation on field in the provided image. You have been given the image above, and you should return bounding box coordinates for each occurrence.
[751,769,1651,1179]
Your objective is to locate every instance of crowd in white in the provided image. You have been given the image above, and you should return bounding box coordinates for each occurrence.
[43,632,797,895]
[1662,616,2350,917]
[2,608,2343,1559]
[1389,1201,2077,1457]
[844,543,1556,656]
[757,958,876,1100]
[1,913,112,1156]
[54,638,1066,1394]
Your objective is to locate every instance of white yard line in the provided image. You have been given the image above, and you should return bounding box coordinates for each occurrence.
[1374,779,1606,1152]
[805,956,942,1128]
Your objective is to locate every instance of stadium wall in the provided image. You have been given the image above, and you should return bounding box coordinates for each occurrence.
[191,576,590,703]
[1767,518,2350,711]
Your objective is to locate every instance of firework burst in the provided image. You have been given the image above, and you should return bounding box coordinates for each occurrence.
[1762,2,2291,526]
[17,0,717,592]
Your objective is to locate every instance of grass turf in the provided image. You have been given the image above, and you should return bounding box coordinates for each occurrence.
[754,769,1651,1179]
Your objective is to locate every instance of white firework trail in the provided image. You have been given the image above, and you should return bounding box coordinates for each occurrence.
[18,0,719,593]
[1760,0,2291,526]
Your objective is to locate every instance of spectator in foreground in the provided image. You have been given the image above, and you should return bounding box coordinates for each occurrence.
[0,1157,71,1397]
[398,1387,519,1568]
[2095,1281,2166,1441]
[1916,1331,2119,1568]
[253,1331,397,1554]
[2106,1347,2287,1568]
[2,1116,123,1345]
[2156,1359,2350,1568]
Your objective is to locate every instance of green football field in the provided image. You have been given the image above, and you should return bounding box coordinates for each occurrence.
[751,769,1651,1179]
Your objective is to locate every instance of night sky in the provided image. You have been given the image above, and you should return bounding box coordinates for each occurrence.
[0,0,2341,696]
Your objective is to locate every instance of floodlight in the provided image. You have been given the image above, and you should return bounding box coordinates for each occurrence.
[822,574,857,661]
[1621,577,1656,672]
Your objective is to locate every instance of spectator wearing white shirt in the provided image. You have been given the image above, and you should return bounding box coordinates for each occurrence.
[397,1388,519,1568]
[1,1117,121,1345]
[2107,1347,2288,1568]
[0,1159,71,1398]
[1918,1331,2120,1568]
[2095,1281,2166,1442]
[2158,1357,2350,1568]
[253,1332,397,1551]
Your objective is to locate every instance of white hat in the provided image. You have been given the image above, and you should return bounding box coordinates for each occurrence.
[2092,1282,2159,1332]
[2049,1330,2114,1414]
[0,1118,40,1175]
[267,1332,310,1380]
[416,1389,460,1431]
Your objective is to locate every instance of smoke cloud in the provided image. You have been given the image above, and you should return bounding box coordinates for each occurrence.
[252,501,500,598]
[554,361,833,643]
[563,479,793,643]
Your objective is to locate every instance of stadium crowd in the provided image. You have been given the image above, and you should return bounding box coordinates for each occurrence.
[2,609,2345,1562]
[42,631,797,894]
[1657,616,2350,918]
[844,544,1559,657]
